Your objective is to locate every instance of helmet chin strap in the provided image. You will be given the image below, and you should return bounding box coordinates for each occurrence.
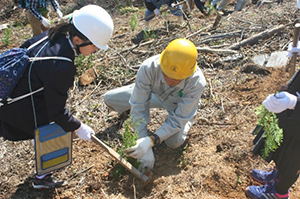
[76,42,93,55]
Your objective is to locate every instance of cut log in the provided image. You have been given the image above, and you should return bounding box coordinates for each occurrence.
[229,24,285,50]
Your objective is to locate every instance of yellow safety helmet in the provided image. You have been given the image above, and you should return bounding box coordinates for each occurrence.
[159,38,198,80]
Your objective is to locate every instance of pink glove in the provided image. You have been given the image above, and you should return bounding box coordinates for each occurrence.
[125,136,153,159]
[263,91,297,113]
[76,123,95,142]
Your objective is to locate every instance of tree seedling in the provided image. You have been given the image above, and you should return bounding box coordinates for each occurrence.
[255,104,283,159]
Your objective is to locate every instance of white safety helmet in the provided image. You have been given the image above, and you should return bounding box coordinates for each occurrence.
[72,5,114,50]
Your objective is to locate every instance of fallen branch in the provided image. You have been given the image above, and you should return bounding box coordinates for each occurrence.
[197,117,236,125]
[185,25,212,39]
[229,24,286,50]
[118,40,154,54]
[196,46,238,55]
[72,80,103,108]
[66,164,94,182]
[198,31,242,45]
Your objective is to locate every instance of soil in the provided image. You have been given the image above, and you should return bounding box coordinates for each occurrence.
[1,0,300,198]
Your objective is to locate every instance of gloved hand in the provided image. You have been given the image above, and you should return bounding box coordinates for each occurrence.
[287,42,300,57]
[125,136,153,159]
[56,9,63,18]
[263,91,297,113]
[40,16,51,28]
[138,148,155,173]
[76,123,95,142]
[170,3,177,8]
[153,8,161,16]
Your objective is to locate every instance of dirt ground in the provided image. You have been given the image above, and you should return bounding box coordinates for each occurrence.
[1,0,300,198]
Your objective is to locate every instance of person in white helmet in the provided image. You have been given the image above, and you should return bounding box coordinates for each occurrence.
[0,4,114,189]
[25,0,64,36]
[104,39,206,173]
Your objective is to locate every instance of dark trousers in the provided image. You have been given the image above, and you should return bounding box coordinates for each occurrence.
[0,120,33,141]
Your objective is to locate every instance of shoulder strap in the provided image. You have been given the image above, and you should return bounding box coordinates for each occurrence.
[4,38,73,106]
[27,36,72,62]
[27,36,48,51]
[29,56,72,62]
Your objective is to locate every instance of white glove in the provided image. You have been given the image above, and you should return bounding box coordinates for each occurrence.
[76,123,95,142]
[138,148,155,173]
[56,9,63,18]
[153,8,161,16]
[263,91,297,113]
[287,42,300,57]
[40,16,51,28]
[125,136,153,159]
[170,3,177,8]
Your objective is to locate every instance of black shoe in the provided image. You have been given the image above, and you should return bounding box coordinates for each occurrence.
[33,174,66,189]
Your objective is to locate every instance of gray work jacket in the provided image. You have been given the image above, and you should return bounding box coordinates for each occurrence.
[129,54,206,141]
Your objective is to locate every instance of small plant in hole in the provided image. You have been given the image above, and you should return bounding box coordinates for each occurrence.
[129,13,139,32]
[112,116,143,179]
[178,143,190,169]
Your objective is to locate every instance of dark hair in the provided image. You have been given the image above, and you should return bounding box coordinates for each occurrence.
[48,21,88,42]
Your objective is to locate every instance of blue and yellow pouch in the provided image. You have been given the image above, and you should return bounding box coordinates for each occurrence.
[34,122,72,176]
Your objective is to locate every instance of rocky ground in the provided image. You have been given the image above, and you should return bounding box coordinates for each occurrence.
[1,0,300,198]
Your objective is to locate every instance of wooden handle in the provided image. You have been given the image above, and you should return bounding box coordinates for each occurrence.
[286,23,300,77]
[91,135,149,183]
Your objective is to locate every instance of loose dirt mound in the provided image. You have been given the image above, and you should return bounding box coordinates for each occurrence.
[1,0,300,198]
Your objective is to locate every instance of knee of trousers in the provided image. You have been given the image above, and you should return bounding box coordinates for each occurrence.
[103,92,112,107]
[164,133,186,149]
[164,121,192,149]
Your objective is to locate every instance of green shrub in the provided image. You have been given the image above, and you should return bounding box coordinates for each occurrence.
[1,28,11,46]
[74,54,95,75]
[129,13,139,31]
